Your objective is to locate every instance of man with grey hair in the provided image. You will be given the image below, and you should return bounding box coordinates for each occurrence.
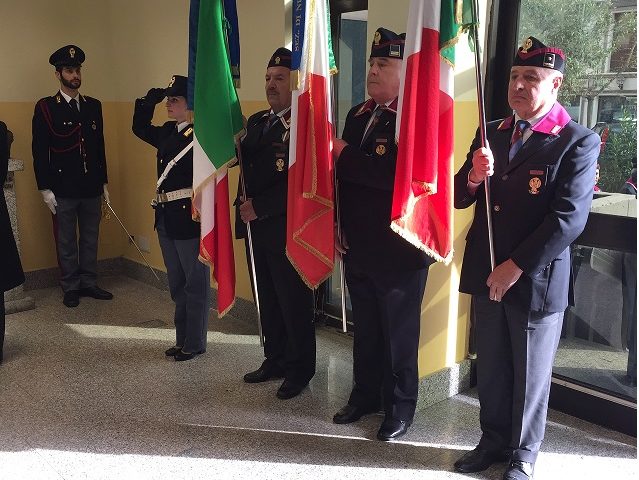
[453,37,599,479]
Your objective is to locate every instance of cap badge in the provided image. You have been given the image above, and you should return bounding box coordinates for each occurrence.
[69,47,76,58]
[275,56,281,65]
[276,158,285,171]
[168,76,175,88]
[529,177,542,195]
[374,31,381,45]
[543,53,556,69]
[521,38,533,53]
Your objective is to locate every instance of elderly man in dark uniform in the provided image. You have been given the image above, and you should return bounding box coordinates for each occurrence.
[32,45,112,308]
[331,28,434,441]
[132,75,210,362]
[453,37,599,480]
[236,48,315,400]
[1,121,25,364]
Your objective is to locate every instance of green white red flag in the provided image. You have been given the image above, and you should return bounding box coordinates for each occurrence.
[189,0,244,316]
[392,0,468,264]
[287,0,336,289]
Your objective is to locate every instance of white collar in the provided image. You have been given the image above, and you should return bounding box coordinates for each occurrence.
[176,121,189,132]
[59,90,80,104]
[270,106,291,118]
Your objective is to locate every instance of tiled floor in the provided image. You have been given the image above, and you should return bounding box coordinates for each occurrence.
[0,276,636,479]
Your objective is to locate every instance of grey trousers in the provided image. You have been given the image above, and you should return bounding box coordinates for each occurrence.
[156,215,210,353]
[53,196,102,292]
[473,295,563,464]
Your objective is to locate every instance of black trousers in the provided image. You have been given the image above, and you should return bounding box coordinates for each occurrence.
[473,295,563,464]
[345,263,428,422]
[246,240,315,385]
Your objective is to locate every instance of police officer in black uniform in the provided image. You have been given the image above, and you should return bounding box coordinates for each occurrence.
[132,75,210,362]
[32,45,113,308]
[331,28,434,441]
[237,48,315,400]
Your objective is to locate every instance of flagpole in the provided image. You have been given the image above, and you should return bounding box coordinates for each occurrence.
[334,180,348,333]
[235,139,264,347]
[470,0,496,270]
[329,72,348,333]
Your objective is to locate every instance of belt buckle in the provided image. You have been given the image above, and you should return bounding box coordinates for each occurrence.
[158,192,168,203]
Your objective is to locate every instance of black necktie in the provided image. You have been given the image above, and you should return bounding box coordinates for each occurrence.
[69,98,79,112]
[361,107,384,146]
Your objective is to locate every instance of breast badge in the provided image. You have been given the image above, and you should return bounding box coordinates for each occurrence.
[276,158,285,171]
[529,177,542,195]
[376,144,386,155]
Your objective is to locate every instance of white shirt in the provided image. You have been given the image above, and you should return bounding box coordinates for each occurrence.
[176,121,189,133]
[59,90,80,111]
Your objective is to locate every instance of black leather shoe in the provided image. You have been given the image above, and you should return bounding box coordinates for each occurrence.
[454,447,511,473]
[243,362,285,383]
[63,290,80,308]
[376,418,411,441]
[333,404,378,424]
[174,350,204,362]
[79,286,113,300]
[165,346,182,356]
[502,460,534,480]
[276,380,307,399]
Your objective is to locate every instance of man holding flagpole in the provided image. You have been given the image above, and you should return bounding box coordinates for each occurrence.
[332,28,433,442]
[454,37,599,479]
[236,48,315,401]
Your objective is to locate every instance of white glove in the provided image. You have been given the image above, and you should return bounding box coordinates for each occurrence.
[103,184,110,204]
[40,189,57,214]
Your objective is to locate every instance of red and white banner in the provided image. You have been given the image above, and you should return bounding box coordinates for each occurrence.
[287,0,335,289]
[392,0,458,264]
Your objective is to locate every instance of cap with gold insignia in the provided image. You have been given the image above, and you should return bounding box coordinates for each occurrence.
[49,45,85,67]
[165,75,187,97]
[513,36,565,74]
[370,28,406,59]
[267,47,292,69]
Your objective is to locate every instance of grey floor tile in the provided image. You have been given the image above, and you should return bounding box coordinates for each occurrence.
[0,276,636,480]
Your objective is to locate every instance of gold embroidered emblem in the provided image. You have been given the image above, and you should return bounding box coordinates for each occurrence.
[276,158,285,171]
[521,38,533,53]
[374,31,381,45]
[168,76,175,88]
[275,56,281,65]
[376,144,386,155]
[183,127,193,137]
[69,47,76,58]
[529,177,542,195]
[56,95,61,103]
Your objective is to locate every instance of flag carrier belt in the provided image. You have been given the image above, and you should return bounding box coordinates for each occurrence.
[151,188,193,207]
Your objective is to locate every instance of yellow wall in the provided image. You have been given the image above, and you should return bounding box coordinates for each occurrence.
[1,0,487,377]
[0,0,281,302]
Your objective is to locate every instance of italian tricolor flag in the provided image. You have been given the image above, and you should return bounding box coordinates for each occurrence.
[190,0,244,316]
[287,0,336,289]
[392,0,468,264]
